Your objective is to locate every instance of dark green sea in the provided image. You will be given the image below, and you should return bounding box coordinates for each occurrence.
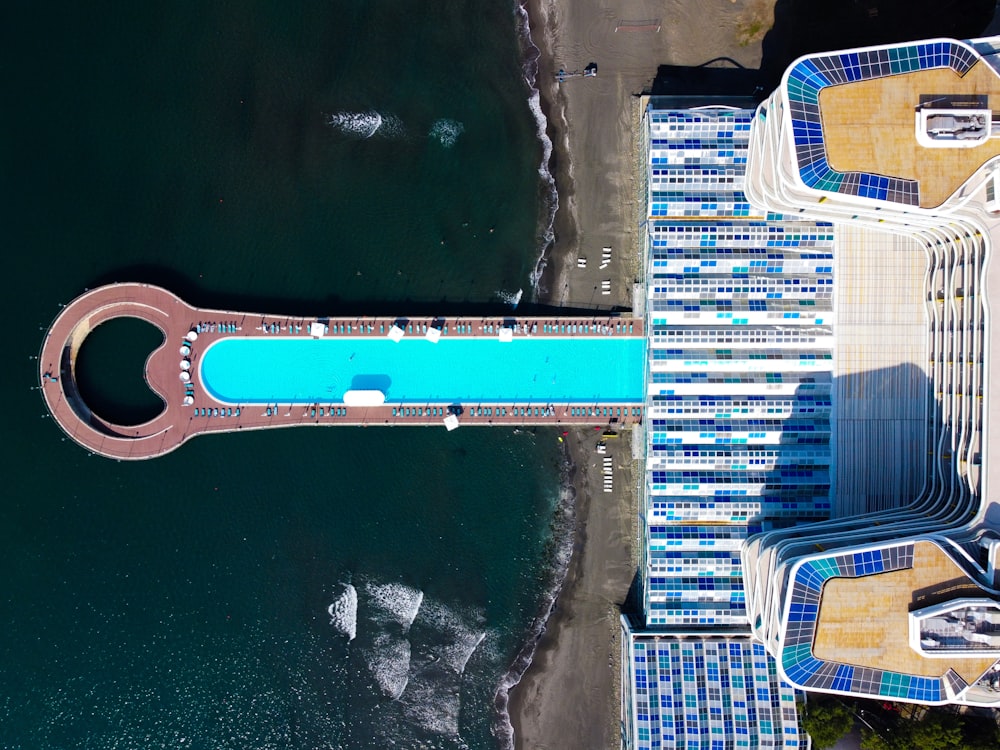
[2,2,564,747]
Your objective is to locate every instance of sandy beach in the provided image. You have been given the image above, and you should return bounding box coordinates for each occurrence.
[509,1,766,747]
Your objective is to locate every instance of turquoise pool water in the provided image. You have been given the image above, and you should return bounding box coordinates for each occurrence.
[199,335,645,404]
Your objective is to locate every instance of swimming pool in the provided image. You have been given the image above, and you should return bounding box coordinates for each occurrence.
[199,336,645,404]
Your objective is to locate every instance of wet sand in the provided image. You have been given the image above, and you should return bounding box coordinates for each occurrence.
[509,1,765,747]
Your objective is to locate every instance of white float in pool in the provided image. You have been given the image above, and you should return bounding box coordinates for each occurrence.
[343,390,386,407]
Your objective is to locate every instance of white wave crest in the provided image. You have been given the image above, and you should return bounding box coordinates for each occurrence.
[326,111,405,139]
[441,631,486,674]
[365,581,424,634]
[416,599,487,674]
[525,87,557,296]
[515,1,558,302]
[371,669,464,745]
[366,632,411,700]
[327,110,382,138]
[327,583,358,641]
[429,118,464,147]
[495,288,523,309]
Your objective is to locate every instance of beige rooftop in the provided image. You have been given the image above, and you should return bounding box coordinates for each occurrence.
[820,62,1000,208]
[812,541,1000,684]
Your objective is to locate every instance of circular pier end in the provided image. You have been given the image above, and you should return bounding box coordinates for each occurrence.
[37,283,196,460]
[38,286,647,460]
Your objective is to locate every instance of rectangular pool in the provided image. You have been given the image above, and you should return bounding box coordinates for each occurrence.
[199,335,645,404]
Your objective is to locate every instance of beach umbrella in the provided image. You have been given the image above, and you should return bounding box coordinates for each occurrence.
[185,330,199,342]
[179,345,191,356]
[180,360,191,371]
[179,371,191,382]
[182,395,194,406]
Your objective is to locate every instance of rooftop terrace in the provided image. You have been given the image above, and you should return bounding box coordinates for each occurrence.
[820,62,1000,208]
[812,541,999,684]
[783,38,1000,207]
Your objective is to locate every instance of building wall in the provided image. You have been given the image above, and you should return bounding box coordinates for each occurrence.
[642,107,834,630]
[621,103,826,749]
[621,621,803,750]
[738,38,997,706]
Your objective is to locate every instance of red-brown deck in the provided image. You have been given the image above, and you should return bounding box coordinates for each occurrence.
[38,283,645,460]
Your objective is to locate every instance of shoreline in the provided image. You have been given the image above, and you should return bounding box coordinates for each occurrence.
[520,0,576,308]
[506,0,766,747]
[515,2,561,297]
[491,445,579,749]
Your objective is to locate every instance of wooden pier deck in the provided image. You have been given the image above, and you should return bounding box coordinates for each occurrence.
[38,283,645,460]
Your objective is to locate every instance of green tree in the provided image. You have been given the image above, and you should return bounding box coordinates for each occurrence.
[960,713,1000,750]
[800,698,854,749]
[908,710,964,750]
[860,728,894,750]
[860,707,968,750]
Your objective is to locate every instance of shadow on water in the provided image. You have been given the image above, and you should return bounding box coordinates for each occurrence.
[88,264,634,321]
[74,316,165,426]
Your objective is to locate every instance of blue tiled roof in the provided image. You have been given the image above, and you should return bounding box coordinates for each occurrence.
[785,41,980,206]
[778,543,949,702]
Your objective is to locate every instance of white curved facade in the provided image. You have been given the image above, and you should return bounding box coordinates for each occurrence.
[741,37,1000,707]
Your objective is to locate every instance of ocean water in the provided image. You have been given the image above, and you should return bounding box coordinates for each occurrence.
[2,2,563,747]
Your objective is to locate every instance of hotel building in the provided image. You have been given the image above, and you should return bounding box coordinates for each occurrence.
[620,101,832,749]
[622,35,1000,749]
[741,37,1000,707]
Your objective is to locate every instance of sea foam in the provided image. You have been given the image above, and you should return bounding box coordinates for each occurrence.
[365,581,424,634]
[397,670,462,739]
[429,118,464,147]
[495,288,524,309]
[516,2,558,299]
[416,599,487,674]
[327,583,358,641]
[365,632,411,700]
[372,669,465,747]
[326,110,404,139]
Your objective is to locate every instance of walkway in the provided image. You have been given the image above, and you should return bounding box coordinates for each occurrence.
[38,283,645,460]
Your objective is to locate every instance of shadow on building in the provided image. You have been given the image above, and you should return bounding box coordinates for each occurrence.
[831,362,936,518]
[622,351,991,631]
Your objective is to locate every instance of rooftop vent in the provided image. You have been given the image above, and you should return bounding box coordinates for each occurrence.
[916,107,993,148]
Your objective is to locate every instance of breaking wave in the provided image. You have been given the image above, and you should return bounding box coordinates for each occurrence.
[328,574,502,746]
[416,599,487,675]
[328,582,358,641]
[516,3,558,299]
[429,118,465,147]
[326,110,404,139]
[495,288,524,309]
[398,670,462,738]
[365,632,412,700]
[365,581,424,634]
[357,580,499,745]
[371,667,464,747]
